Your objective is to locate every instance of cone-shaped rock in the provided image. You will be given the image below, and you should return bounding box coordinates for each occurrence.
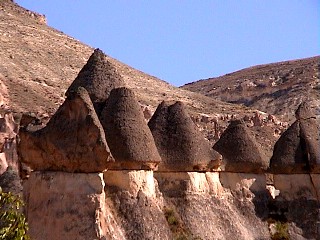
[295,101,315,120]
[213,120,268,173]
[100,87,161,170]
[271,102,320,173]
[66,48,125,115]
[148,101,222,171]
[18,87,114,172]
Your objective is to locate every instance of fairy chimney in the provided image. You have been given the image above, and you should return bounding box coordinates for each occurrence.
[100,87,161,170]
[270,102,320,173]
[66,48,125,115]
[213,120,269,173]
[18,87,114,172]
[148,101,222,171]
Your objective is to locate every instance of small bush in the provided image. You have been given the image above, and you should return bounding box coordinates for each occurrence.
[0,188,30,240]
[271,221,289,240]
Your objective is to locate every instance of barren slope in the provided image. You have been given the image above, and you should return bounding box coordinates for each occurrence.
[182,56,320,121]
[0,0,252,118]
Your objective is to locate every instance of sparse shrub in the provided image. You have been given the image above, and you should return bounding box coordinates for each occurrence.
[164,207,179,226]
[271,221,289,240]
[0,187,30,240]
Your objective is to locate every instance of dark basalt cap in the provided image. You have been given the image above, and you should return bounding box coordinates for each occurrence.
[18,87,114,172]
[100,87,161,170]
[148,101,222,172]
[213,120,269,173]
[270,117,320,174]
[66,48,125,115]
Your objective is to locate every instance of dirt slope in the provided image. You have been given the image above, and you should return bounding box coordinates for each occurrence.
[0,0,250,119]
[182,56,320,121]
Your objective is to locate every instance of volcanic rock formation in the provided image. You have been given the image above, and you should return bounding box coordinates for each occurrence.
[100,87,161,170]
[213,119,269,173]
[270,102,320,173]
[18,87,114,172]
[66,49,126,115]
[148,101,222,171]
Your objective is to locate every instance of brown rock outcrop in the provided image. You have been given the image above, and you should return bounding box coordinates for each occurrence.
[148,101,222,171]
[270,102,320,173]
[100,87,161,170]
[66,48,126,115]
[18,87,114,172]
[213,120,268,173]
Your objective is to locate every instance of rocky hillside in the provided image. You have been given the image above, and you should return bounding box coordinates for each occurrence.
[0,0,253,119]
[182,56,320,121]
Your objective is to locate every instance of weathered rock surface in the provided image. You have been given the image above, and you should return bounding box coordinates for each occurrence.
[18,88,114,172]
[104,170,173,240]
[213,120,269,173]
[148,101,222,171]
[270,102,320,174]
[155,171,271,240]
[100,87,161,170]
[66,49,126,115]
[0,166,22,195]
[24,171,126,240]
[271,174,320,239]
[0,111,19,172]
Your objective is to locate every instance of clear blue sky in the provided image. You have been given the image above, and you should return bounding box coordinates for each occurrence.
[16,0,319,86]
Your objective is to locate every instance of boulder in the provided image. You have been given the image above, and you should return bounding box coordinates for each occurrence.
[148,101,222,171]
[100,87,161,170]
[18,87,114,172]
[213,120,268,173]
[66,48,125,115]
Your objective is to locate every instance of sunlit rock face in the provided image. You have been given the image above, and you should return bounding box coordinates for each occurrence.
[104,170,173,240]
[18,87,114,173]
[23,172,127,240]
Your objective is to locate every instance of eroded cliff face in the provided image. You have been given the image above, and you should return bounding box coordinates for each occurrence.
[23,172,127,240]
[271,174,320,239]
[23,170,273,240]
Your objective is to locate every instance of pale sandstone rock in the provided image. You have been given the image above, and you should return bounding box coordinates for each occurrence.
[104,170,156,198]
[219,173,267,196]
[24,171,126,240]
[273,174,319,201]
[154,172,225,196]
[0,152,7,174]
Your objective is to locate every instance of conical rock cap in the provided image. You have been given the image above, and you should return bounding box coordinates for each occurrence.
[100,87,161,170]
[148,101,222,171]
[213,120,268,173]
[66,48,125,114]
